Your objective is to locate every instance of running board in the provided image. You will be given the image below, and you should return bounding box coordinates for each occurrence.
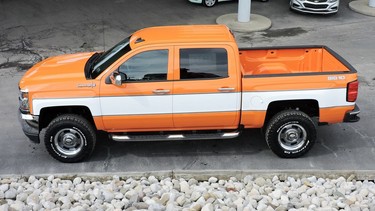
[110,131,240,142]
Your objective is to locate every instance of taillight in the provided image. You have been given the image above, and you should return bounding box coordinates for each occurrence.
[347,80,358,102]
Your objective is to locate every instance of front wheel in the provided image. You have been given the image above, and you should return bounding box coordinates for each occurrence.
[265,110,316,158]
[44,114,96,163]
[203,0,217,7]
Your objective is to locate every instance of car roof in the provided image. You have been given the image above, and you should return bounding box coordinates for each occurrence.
[130,25,235,49]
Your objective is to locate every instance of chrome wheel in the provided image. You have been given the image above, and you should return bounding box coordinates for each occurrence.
[204,0,216,7]
[54,127,85,156]
[277,123,307,151]
[265,110,316,158]
[45,114,96,162]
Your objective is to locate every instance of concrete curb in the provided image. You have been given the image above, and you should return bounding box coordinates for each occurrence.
[216,13,272,32]
[349,0,375,16]
[1,170,375,181]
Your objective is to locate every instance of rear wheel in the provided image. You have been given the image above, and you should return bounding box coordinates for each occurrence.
[203,0,217,7]
[265,110,316,158]
[44,114,96,163]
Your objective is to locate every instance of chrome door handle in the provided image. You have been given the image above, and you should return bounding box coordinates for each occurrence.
[152,89,170,95]
[218,87,235,92]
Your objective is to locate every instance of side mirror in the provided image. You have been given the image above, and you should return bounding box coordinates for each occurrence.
[110,71,127,86]
[115,74,122,86]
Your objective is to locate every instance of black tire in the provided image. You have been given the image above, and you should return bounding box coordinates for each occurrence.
[203,0,217,7]
[265,110,316,158]
[44,114,96,163]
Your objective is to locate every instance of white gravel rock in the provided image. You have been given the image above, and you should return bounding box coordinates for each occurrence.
[148,175,158,184]
[0,184,8,193]
[191,191,201,201]
[28,176,37,183]
[160,193,170,205]
[208,177,218,183]
[270,189,282,199]
[0,174,374,210]
[47,175,54,181]
[202,203,214,211]
[306,187,316,196]
[4,188,16,199]
[16,192,28,202]
[257,201,268,211]
[9,203,25,211]
[180,180,190,193]
[176,195,186,206]
[103,189,115,202]
[73,177,82,185]
[150,183,161,192]
[255,177,266,186]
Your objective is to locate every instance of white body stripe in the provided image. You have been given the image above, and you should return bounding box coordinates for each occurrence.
[241,88,354,111]
[100,95,172,116]
[173,93,241,113]
[33,98,102,116]
[31,88,352,117]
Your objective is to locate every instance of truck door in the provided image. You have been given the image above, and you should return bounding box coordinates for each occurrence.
[172,46,241,130]
[99,47,174,132]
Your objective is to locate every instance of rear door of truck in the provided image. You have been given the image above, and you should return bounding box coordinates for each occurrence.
[172,45,241,129]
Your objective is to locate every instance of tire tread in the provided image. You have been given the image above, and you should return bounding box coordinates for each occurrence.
[44,114,96,163]
[265,110,316,158]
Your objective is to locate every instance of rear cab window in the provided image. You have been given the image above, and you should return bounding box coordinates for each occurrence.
[179,48,228,80]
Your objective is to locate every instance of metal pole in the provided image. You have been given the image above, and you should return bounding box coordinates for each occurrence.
[370,0,375,8]
[238,0,251,22]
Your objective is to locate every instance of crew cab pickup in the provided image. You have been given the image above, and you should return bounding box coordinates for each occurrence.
[18,25,360,162]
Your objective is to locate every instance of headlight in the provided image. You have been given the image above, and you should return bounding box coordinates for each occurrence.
[19,90,30,113]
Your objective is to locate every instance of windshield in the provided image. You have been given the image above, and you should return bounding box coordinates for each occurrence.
[91,36,132,78]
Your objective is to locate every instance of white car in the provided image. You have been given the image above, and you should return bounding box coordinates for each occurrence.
[290,0,339,14]
[189,0,268,7]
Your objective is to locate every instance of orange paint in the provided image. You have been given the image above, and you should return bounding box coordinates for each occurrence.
[320,106,355,123]
[241,111,267,128]
[173,111,240,129]
[102,114,173,132]
[18,25,359,135]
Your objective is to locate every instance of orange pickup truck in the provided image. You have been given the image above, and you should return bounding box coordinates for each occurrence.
[19,25,360,162]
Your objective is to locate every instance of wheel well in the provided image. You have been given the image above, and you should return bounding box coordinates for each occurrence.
[39,106,95,130]
[264,100,319,126]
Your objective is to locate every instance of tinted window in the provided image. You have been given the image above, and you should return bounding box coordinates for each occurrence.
[119,50,168,81]
[180,48,228,80]
[91,36,131,79]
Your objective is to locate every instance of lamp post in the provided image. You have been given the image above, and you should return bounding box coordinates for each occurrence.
[238,0,251,22]
[216,0,271,32]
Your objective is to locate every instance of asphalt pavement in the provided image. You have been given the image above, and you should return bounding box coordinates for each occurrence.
[0,0,374,176]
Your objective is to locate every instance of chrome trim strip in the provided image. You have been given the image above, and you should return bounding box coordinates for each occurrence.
[111,135,130,141]
[168,135,185,139]
[21,114,33,120]
[222,132,240,138]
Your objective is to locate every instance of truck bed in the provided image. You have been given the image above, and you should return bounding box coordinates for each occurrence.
[239,46,353,76]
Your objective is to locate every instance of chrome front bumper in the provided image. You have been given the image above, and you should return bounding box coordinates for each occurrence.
[19,111,40,143]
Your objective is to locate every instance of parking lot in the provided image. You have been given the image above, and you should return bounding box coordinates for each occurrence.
[0,0,374,175]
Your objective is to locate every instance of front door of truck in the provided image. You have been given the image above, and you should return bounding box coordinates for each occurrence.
[100,47,174,132]
[172,46,241,130]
